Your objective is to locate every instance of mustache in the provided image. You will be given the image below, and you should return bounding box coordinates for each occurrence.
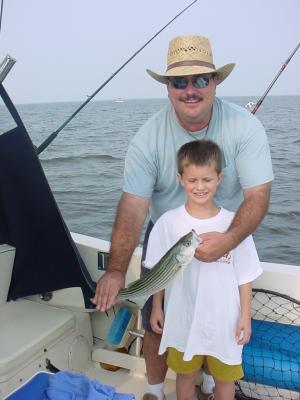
[179,94,203,102]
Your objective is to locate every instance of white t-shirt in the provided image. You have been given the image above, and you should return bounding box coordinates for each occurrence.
[144,206,263,365]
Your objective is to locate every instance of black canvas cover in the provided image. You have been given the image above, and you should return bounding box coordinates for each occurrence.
[0,84,96,307]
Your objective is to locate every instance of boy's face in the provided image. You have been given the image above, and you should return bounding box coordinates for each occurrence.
[177,162,223,207]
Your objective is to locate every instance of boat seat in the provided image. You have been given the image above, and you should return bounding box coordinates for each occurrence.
[0,299,75,381]
[0,244,15,307]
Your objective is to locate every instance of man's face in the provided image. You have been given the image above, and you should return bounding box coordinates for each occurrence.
[167,74,216,131]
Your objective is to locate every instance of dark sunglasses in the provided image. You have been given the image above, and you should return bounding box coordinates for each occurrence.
[168,74,213,90]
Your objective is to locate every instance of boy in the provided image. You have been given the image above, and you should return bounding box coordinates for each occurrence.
[143,140,262,400]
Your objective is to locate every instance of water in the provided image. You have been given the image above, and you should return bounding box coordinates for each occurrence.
[0,96,299,265]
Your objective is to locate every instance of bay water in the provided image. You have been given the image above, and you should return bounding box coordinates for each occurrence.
[0,96,299,265]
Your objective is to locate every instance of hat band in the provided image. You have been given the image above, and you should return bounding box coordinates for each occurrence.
[167,60,215,71]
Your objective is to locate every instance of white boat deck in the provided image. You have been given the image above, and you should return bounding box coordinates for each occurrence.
[86,367,178,400]
[0,235,299,400]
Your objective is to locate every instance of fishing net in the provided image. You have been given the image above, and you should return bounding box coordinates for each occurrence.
[235,289,300,400]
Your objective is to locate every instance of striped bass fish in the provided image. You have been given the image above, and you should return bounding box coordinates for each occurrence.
[117,229,199,308]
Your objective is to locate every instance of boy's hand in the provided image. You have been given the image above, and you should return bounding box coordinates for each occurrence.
[150,307,165,335]
[236,315,251,345]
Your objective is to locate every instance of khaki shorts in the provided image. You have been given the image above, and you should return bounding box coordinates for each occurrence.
[167,347,244,381]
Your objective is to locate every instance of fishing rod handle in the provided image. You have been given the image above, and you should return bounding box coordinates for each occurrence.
[0,54,16,83]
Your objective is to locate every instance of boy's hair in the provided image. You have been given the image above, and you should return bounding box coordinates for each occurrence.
[177,139,222,175]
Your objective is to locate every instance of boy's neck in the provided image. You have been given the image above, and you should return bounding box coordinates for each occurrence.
[185,201,220,219]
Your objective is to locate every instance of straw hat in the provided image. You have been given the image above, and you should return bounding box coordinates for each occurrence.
[147,35,235,85]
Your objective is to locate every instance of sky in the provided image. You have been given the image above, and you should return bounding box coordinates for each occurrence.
[0,0,299,104]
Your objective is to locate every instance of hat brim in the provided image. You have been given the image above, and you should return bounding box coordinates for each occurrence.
[146,63,235,85]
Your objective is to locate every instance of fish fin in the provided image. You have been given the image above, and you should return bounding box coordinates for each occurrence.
[126,281,136,289]
[133,296,149,309]
[119,296,149,310]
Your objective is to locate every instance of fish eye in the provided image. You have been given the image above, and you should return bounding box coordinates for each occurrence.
[185,239,191,247]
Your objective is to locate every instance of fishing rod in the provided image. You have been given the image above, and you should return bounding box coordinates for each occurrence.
[0,0,4,36]
[36,0,198,155]
[246,42,300,115]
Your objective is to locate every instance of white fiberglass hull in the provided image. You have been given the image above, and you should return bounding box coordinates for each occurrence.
[0,233,299,400]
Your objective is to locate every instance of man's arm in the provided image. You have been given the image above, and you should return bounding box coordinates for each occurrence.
[195,182,271,262]
[92,192,150,311]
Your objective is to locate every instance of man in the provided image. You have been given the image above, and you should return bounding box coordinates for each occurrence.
[92,35,273,400]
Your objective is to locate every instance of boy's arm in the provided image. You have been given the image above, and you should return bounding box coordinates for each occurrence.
[150,290,165,334]
[236,282,252,345]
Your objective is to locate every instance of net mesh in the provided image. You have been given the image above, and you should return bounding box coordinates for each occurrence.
[235,289,300,400]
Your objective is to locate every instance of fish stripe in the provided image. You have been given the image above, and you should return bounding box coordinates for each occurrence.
[116,230,198,306]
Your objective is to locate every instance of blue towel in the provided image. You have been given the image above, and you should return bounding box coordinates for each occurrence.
[43,371,135,400]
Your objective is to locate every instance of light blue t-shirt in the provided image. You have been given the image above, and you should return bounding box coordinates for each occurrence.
[123,98,274,223]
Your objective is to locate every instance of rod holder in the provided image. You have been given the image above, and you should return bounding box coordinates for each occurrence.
[0,55,16,83]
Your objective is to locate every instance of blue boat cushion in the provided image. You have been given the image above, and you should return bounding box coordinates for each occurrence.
[242,319,300,391]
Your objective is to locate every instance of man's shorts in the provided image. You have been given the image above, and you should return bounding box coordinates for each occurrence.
[141,220,155,333]
[167,347,244,381]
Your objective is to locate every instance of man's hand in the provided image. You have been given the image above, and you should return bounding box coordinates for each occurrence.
[91,270,125,312]
[195,231,233,262]
[196,183,271,262]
